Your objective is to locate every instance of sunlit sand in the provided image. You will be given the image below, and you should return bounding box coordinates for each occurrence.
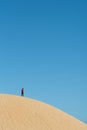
[0,94,86,130]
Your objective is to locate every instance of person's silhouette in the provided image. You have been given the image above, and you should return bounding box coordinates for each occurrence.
[21,88,24,96]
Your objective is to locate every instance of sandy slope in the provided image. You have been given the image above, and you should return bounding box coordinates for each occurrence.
[0,94,86,130]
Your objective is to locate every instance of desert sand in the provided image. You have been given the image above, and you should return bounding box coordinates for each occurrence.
[0,94,86,130]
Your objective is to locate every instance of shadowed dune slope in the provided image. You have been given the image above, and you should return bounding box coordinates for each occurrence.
[0,94,87,130]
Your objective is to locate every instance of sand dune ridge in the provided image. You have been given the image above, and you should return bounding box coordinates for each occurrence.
[0,94,86,130]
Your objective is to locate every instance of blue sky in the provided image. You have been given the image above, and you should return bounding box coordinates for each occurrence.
[0,0,87,123]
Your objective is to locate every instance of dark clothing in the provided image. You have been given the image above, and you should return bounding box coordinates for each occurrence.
[21,88,24,96]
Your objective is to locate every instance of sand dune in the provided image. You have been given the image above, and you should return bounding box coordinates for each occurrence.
[0,94,86,130]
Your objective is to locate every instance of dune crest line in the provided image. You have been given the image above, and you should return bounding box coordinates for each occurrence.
[0,94,86,130]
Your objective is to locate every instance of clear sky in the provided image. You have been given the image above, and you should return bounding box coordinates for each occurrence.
[0,0,87,123]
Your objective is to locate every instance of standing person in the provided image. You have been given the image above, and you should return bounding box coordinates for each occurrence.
[21,88,24,96]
